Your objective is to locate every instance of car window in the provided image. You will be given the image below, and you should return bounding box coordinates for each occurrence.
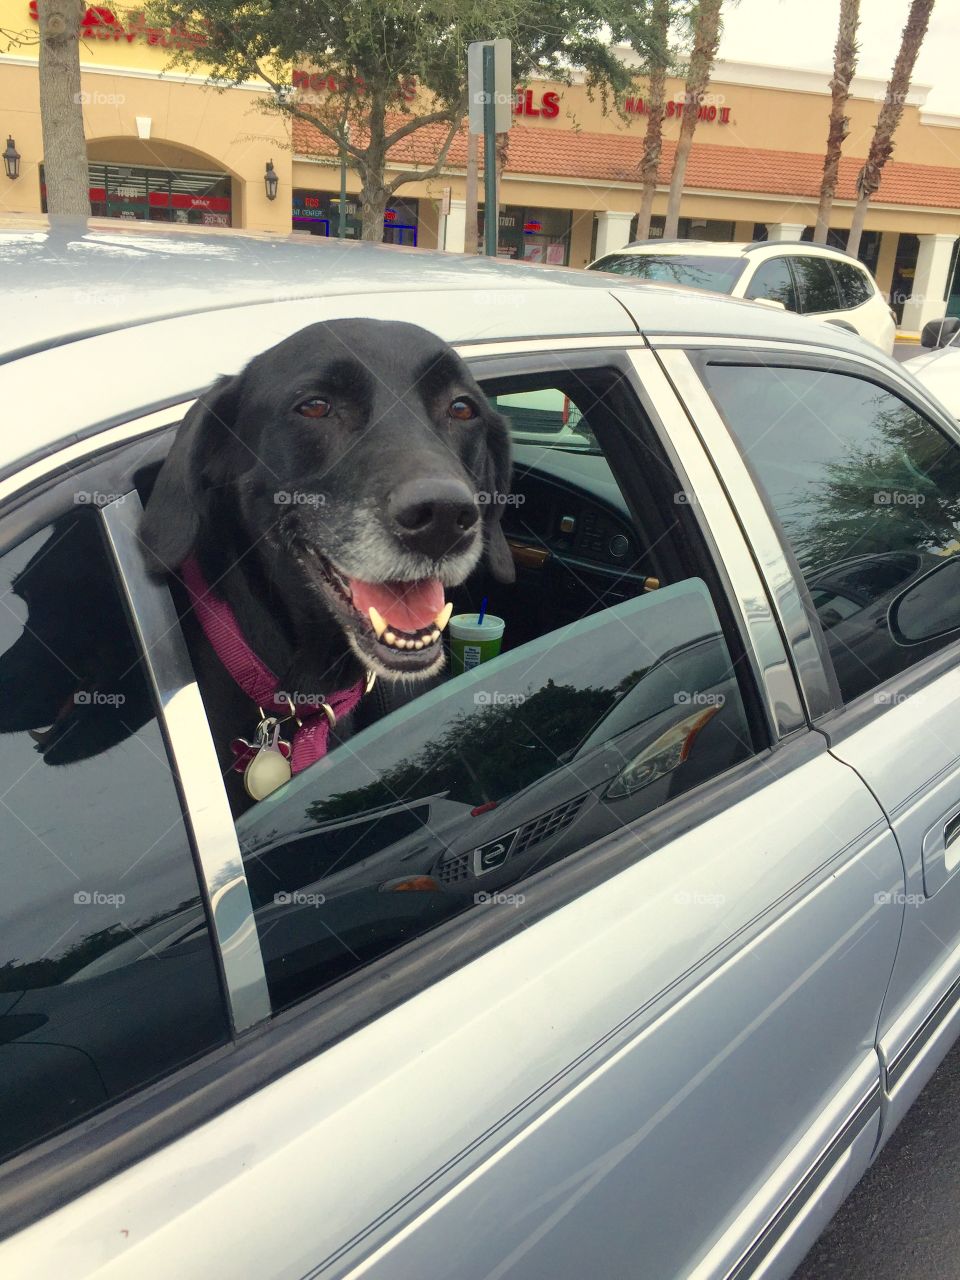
[590,254,746,293]
[493,389,599,453]
[704,363,960,703]
[0,510,228,1163]
[831,260,873,308]
[227,371,760,1013]
[743,258,798,312]
[790,257,842,314]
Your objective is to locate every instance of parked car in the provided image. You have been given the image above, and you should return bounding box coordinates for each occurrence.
[4,217,960,1280]
[903,315,960,417]
[587,238,897,353]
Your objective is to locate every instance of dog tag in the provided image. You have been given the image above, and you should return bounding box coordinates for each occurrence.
[244,718,292,801]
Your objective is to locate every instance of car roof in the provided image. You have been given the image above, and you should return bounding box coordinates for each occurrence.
[594,239,868,265]
[0,217,886,481]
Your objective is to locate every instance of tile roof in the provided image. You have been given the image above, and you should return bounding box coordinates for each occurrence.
[292,114,960,210]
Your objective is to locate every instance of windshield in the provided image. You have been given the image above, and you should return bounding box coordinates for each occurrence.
[591,253,747,294]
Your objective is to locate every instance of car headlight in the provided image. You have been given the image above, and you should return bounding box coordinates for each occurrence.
[605,706,721,800]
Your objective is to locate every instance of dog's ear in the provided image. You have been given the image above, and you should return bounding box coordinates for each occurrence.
[482,414,516,585]
[140,375,240,573]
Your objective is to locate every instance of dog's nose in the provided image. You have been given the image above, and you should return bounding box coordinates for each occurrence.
[388,478,479,559]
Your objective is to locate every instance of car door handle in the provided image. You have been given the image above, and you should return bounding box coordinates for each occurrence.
[922,801,960,897]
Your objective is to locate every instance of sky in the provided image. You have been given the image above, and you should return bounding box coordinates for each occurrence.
[717,0,960,117]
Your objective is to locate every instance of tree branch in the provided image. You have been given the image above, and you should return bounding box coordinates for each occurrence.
[386,116,462,193]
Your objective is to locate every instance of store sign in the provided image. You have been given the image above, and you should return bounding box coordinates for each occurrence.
[292,69,417,102]
[514,89,560,118]
[87,185,231,211]
[28,1,208,48]
[624,95,731,125]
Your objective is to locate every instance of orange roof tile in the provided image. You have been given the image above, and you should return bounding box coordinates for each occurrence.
[292,115,960,210]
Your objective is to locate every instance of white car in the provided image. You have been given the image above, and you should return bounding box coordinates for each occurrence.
[588,239,897,354]
[903,317,960,418]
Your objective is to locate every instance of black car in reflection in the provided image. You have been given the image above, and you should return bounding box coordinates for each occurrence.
[236,580,753,1008]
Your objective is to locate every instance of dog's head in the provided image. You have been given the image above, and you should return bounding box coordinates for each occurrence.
[141,318,514,680]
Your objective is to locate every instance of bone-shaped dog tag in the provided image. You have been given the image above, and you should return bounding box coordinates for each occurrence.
[244,718,292,801]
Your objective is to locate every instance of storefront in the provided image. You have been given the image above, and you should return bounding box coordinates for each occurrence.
[292,190,420,244]
[41,162,233,226]
[0,0,290,233]
[477,205,572,264]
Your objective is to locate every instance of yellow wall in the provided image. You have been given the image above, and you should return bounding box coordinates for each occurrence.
[0,0,291,229]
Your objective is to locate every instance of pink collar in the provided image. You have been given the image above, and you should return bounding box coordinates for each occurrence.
[180,556,365,775]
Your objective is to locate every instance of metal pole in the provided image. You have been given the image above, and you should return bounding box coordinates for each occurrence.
[482,44,497,258]
[465,132,479,255]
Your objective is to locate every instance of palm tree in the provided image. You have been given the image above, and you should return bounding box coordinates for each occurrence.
[846,0,935,258]
[627,0,674,242]
[813,0,861,245]
[662,0,724,240]
[37,0,90,215]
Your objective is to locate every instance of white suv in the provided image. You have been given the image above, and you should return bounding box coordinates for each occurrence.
[588,239,897,353]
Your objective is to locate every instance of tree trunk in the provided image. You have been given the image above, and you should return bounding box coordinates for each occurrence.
[360,90,388,240]
[846,0,935,258]
[37,0,90,215]
[636,0,670,242]
[662,0,723,241]
[813,0,860,244]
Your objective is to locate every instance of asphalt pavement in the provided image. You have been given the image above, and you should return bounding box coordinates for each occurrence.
[792,1036,960,1279]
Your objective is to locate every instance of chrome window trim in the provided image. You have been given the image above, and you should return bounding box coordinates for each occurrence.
[0,401,195,508]
[655,348,836,722]
[100,491,271,1035]
[625,349,805,738]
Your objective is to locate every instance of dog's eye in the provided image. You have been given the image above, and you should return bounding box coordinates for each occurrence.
[296,397,332,420]
[449,398,477,421]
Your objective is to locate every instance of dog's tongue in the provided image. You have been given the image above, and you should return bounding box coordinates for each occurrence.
[349,577,445,633]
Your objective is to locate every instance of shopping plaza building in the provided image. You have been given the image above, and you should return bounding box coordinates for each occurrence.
[3,1,960,332]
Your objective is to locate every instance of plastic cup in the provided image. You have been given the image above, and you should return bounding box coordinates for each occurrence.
[449,613,506,675]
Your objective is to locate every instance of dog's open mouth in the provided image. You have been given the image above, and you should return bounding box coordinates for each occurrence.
[307,551,452,675]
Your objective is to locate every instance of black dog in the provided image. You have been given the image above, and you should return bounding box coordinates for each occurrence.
[140,318,514,812]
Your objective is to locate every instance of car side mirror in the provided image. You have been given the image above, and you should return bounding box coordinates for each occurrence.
[889,557,960,645]
[920,317,960,349]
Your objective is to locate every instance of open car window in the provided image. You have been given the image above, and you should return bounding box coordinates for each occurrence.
[223,364,761,1014]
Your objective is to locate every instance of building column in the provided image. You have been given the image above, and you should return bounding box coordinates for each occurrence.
[594,210,634,258]
[765,222,806,242]
[734,220,756,242]
[442,198,466,253]
[901,234,958,332]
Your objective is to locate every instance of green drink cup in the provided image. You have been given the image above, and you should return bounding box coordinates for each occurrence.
[448,613,505,674]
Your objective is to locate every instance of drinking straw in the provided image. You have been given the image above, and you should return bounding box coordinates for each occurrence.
[477,596,488,626]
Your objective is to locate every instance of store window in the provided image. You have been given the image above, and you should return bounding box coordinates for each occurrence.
[41,163,233,226]
[292,191,419,245]
[634,216,736,243]
[478,205,572,264]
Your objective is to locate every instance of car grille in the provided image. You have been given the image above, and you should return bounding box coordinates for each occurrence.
[513,793,588,856]
[436,793,589,883]
[437,851,471,884]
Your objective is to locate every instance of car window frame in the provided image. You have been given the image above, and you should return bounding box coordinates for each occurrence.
[0,342,799,1239]
[680,342,960,737]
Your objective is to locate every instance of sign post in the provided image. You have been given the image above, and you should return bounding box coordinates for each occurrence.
[467,39,511,258]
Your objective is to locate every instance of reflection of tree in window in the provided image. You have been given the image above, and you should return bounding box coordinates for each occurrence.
[783,397,960,575]
[306,675,644,824]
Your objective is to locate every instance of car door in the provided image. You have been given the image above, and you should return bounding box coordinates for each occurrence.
[675,340,960,1149]
[0,344,903,1280]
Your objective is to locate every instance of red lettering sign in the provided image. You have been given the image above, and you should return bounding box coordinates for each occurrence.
[28,1,207,48]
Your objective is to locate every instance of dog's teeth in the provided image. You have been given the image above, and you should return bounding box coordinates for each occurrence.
[368,607,387,640]
[395,638,409,649]
[430,629,441,643]
[413,639,424,650]
[384,630,397,646]
[435,603,453,632]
